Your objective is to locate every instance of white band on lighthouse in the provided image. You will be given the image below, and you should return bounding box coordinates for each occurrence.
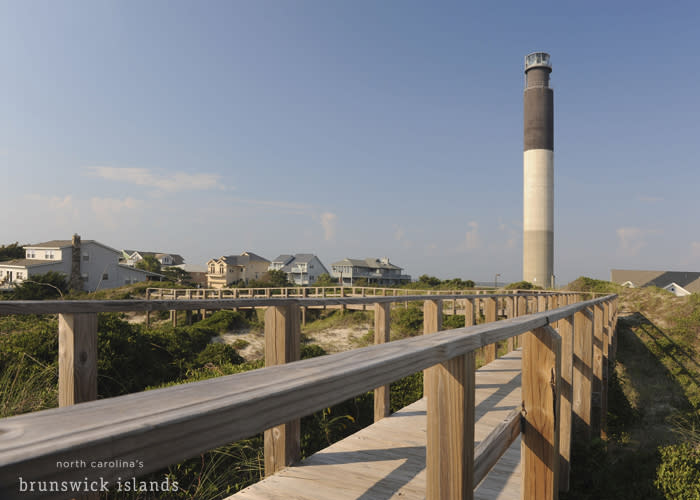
[523,149,553,233]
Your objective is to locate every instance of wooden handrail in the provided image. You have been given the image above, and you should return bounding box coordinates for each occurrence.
[0,291,586,315]
[0,293,617,500]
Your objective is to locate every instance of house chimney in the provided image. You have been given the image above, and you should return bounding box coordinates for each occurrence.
[69,234,83,291]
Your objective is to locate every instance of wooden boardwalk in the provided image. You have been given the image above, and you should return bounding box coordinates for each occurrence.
[229,350,523,500]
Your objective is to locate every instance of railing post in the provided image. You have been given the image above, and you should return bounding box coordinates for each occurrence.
[264,304,301,475]
[58,313,98,407]
[146,289,151,327]
[591,303,604,437]
[424,300,474,500]
[516,295,528,348]
[464,298,474,327]
[537,294,547,312]
[483,297,497,363]
[601,301,611,439]
[522,325,561,500]
[573,308,594,439]
[506,297,515,352]
[374,302,391,421]
[558,315,574,492]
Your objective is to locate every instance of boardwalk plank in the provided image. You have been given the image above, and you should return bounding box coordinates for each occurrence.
[229,351,523,500]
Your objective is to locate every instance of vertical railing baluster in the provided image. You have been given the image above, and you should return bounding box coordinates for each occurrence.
[374,302,391,421]
[264,304,301,475]
[58,313,98,407]
[522,325,561,500]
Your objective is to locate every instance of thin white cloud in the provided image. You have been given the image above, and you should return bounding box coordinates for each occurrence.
[465,221,480,250]
[87,166,224,193]
[90,196,144,214]
[230,197,312,211]
[637,195,664,203]
[320,212,337,241]
[616,227,647,257]
[394,226,405,241]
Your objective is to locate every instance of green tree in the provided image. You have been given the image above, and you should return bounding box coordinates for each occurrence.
[11,271,68,300]
[162,267,192,284]
[314,273,337,286]
[505,280,541,290]
[417,275,441,287]
[135,255,161,273]
[0,242,24,261]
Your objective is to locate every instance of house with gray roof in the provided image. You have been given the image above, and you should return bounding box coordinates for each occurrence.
[121,250,186,269]
[331,257,411,286]
[269,254,329,286]
[611,269,700,296]
[206,251,270,288]
[0,235,157,292]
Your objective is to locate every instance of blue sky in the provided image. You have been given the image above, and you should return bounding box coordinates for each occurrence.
[1,1,699,284]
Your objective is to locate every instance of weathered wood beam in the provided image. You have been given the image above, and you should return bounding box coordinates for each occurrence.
[373,302,391,422]
[522,325,561,500]
[58,313,98,407]
[264,304,301,476]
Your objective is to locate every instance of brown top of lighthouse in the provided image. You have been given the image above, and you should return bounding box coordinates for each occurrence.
[523,52,553,151]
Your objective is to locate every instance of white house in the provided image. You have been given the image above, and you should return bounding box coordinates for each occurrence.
[268,254,329,286]
[0,235,157,292]
[121,250,186,269]
[611,269,700,297]
[330,257,411,286]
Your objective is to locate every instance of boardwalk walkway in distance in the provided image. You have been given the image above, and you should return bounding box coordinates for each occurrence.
[228,350,523,500]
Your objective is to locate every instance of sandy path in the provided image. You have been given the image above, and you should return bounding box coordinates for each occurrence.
[215,324,372,362]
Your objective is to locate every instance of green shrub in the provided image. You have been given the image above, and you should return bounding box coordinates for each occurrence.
[443,314,466,330]
[301,344,327,359]
[391,304,423,336]
[195,343,244,367]
[655,444,700,499]
[505,280,540,290]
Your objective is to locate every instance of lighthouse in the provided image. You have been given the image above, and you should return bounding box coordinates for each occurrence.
[523,52,554,288]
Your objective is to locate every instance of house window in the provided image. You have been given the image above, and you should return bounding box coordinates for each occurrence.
[26,250,35,259]
[102,273,109,280]
[17,272,23,280]
[45,251,54,259]
[83,253,89,261]
[209,265,215,274]
[219,265,224,274]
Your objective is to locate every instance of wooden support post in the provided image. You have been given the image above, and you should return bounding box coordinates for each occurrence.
[464,298,474,327]
[522,326,561,500]
[264,304,301,475]
[58,313,98,407]
[426,350,475,500]
[186,310,192,325]
[374,303,391,421]
[146,289,151,327]
[558,315,574,492]
[516,295,528,349]
[423,299,443,395]
[505,297,515,352]
[591,304,604,437]
[538,294,547,312]
[483,297,497,363]
[601,301,610,439]
[170,310,178,327]
[573,308,594,439]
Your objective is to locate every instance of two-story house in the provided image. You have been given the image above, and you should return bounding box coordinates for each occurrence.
[268,254,329,286]
[331,257,411,286]
[0,235,156,291]
[206,252,270,288]
[121,250,186,269]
